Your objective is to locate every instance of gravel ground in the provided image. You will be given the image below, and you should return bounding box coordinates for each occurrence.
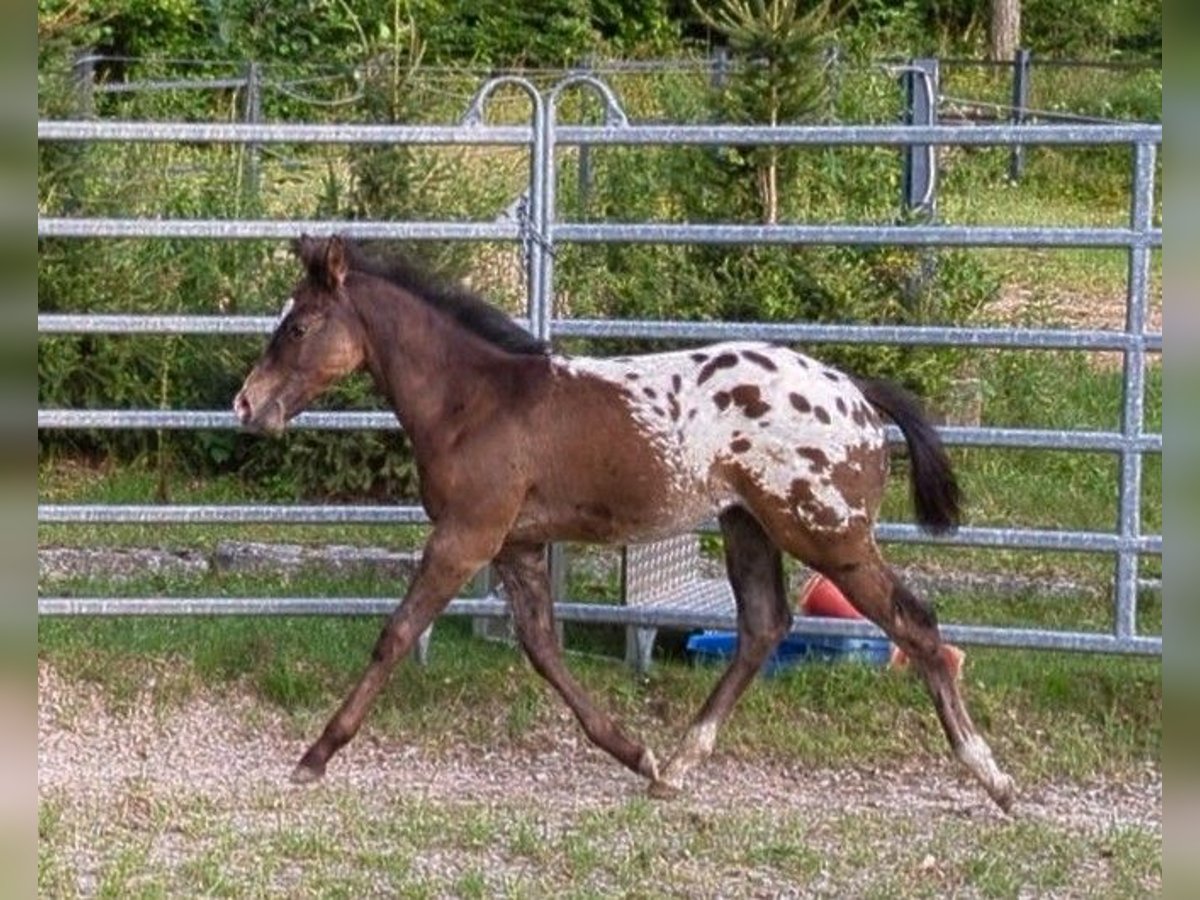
[39,659,1161,896]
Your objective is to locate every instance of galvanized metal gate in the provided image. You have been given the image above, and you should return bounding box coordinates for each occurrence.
[37,74,1162,656]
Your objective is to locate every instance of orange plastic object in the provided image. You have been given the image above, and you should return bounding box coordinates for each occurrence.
[797,572,862,619]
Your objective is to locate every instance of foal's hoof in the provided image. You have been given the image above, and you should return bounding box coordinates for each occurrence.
[290,761,325,785]
[637,748,661,782]
[988,774,1017,815]
[647,779,682,801]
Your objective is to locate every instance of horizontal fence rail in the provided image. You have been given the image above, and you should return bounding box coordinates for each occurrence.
[35,595,1161,656]
[38,313,1163,352]
[37,503,1162,555]
[37,218,1163,248]
[37,120,536,144]
[36,409,1163,454]
[38,119,1161,146]
[37,73,1162,656]
[37,219,523,241]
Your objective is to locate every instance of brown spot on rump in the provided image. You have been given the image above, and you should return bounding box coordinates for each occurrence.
[713,459,870,565]
[690,352,709,364]
[826,440,887,517]
[687,408,698,420]
[696,352,738,385]
[651,406,666,418]
[672,374,682,393]
[796,447,831,473]
[836,397,848,416]
[851,403,867,427]
[643,387,658,400]
[667,393,681,421]
[713,391,732,411]
[625,372,640,381]
[788,477,843,529]
[741,349,778,371]
[730,437,752,453]
[730,384,771,418]
[814,405,831,424]
[789,393,811,414]
[823,370,840,382]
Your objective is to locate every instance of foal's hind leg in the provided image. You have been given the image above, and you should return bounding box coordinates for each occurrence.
[493,542,661,782]
[823,543,1015,812]
[651,506,792,797]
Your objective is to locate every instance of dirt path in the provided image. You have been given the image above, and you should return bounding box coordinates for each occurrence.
[39,662,1160,877]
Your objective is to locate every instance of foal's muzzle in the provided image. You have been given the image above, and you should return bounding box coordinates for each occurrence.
[233,389,253,426]
[232,387,285,436]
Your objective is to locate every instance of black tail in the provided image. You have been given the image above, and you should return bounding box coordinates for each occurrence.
[855,378,962,534]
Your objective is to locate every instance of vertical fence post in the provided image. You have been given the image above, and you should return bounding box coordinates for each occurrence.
[458,75,548,645]
[72,49,95,118]
[242,61,262,209]
[901,57,939,313]
[712,44,730,90]
[67,50,96,214]
[1114,140,1156,641]
[576,58,595,219]
[1008,48,1031,181]
[902,57,938,216]
[825,44,842,115]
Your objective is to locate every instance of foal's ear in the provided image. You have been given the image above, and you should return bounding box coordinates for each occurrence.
[324,235,348,290]
[293,233,321,269]
[292,233,348,292]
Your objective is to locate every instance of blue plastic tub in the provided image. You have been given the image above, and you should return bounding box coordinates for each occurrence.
[686,629,891,676]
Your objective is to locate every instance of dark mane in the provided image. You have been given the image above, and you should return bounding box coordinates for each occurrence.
[342,240,549,356]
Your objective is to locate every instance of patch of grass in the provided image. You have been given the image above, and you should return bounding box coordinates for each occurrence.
[37,798,71,897]
[38,774,1161,898]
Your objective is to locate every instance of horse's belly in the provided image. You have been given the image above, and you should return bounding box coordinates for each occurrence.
[509,470,722,546]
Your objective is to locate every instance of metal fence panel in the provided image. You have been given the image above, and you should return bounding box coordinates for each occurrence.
[37,74,1162,655]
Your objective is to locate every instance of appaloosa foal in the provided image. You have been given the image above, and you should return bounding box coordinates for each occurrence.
[233,235,1014,811]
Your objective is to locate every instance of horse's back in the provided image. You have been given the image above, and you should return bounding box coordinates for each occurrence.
[524,343,888,545]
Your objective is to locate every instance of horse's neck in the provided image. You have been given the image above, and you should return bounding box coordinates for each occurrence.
[355,287,507,449]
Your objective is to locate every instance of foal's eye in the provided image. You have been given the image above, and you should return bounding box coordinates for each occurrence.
[287,320,311,339]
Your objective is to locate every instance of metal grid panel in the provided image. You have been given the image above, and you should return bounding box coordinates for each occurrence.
[624,535,734,617]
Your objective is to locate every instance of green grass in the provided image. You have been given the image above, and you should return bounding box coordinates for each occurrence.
[37,782,1161,898]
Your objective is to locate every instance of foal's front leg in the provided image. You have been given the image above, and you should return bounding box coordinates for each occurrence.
[493,542,661,782]
[291,525,502,784]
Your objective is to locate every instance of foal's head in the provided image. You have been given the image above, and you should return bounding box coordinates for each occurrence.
[234,235,366,435]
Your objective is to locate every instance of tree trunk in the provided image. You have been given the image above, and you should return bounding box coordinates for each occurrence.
[989,0,1021,62]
